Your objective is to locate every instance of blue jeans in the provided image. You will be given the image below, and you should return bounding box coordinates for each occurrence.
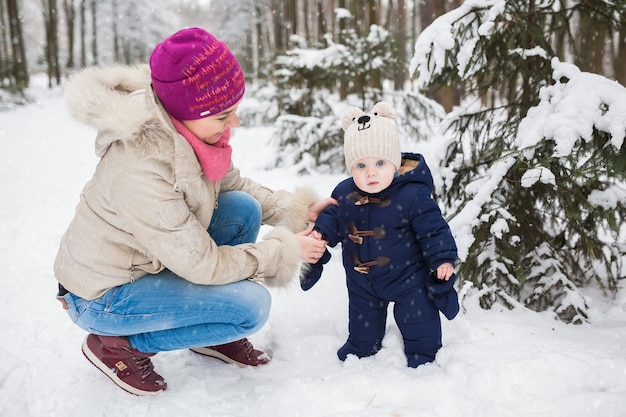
[62,191,269,354]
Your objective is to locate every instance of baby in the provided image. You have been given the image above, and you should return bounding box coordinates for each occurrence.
[302,101,459,368]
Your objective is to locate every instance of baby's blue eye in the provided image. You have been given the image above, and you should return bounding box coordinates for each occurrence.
[376,160,385,167]
[357,162,366,169]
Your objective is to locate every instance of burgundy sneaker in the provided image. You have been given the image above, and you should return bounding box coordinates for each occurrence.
[190,338,271,367]
[81,334,167,396]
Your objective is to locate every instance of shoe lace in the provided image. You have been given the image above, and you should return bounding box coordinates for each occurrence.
[124,348,156,380]
[236,338,254,356]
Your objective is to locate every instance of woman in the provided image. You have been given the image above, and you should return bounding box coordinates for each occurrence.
[54,27,331,396]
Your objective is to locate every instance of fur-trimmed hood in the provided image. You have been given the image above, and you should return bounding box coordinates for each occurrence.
[64,64,172,158]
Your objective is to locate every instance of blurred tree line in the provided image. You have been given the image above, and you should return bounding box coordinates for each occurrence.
[3,1,623,102]
[0,0,186,93]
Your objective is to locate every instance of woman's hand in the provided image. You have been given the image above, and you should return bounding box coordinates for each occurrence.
[307,197,338,223]
[296,224,328,263]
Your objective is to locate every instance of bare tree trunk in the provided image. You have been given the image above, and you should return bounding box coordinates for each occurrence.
[112,0,119,63]
[42,0,61,87]
[52,0,61,84]
[296,0,306,39]
[338,0,347,99]
[577,8,607,75]
[251,3,259,82]
[551,0,568,61]
[316,0,326,44]
[287,0,296,45]
[394,0,407,90]
[274,0,295,50]
[6,0,29,91]
[90,0,98,65]
[79,0,86,67]
[420,0,440,27]
[418,0,462,111]
[367,0,376,28]
[349,0,362,34]
[0,0,8,78]
[613,20,626,85]
[263,2,274,56]
[338,0,347,32]
[411,0,418,46]
[384,0,393,28]
[62,0,75,70]
[366,0,381,92]
[272,0,286,51]
[42,0,53,86]
[328,0,337,41]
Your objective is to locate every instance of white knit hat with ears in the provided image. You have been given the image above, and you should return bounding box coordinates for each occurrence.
[341,101,402,172]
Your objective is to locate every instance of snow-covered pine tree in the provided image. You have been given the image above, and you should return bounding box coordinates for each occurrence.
[269,8,447,174]
[411,0,626,323]
[270,23,400,173]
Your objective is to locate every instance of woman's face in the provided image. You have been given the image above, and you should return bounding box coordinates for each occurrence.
[350,156,397,194]
[182,100,242,144]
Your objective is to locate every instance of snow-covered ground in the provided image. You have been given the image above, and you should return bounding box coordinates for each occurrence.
[1,77,624,417]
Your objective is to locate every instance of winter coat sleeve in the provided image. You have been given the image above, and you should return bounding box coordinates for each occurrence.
[220,165,319,233]
[299,198,340,291]
[310,186,343,247]
[109,159,301,288]
[409,185,458,270]
[409,184,459,319]
[300,248,332,291]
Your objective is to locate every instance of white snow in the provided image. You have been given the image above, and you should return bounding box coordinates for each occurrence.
[1,76,625,417]
[588,185,626,210]
[516,58,626,158]
[409,0,506,86]
[520,167,556,188]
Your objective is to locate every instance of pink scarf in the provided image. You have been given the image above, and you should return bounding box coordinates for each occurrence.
[169,116,232,182]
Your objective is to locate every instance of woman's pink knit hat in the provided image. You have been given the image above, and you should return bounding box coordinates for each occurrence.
[149,27,245,120]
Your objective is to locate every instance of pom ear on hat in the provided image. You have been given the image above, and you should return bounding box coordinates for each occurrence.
[149,27,245,120]
[342,101,401,172]
[370,101,396,120]
[341,107,365,132]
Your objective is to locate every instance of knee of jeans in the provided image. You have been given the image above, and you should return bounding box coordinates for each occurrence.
[242,282,271,332]
[231,191,262,238]
[227,191,261,217]
[241,194,262,229]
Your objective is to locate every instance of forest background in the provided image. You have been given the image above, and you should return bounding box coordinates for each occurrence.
[1,0,625,323]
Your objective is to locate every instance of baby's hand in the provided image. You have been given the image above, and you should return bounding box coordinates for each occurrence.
[310,230,323,240]
[435,263,454,281]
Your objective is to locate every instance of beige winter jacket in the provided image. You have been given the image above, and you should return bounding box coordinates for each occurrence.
[54,65,316,300]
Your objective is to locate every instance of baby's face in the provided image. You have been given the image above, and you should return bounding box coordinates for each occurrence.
[351,157,396,194]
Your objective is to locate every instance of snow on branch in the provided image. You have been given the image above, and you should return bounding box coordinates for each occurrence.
[409,0,506,88]
[448,156,516,262]
[515,58,626,159]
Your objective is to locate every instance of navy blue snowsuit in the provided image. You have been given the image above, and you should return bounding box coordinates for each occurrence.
[302,153,459,367]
